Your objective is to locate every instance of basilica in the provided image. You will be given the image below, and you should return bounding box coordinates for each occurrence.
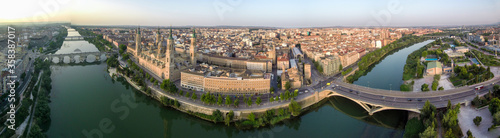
[127,27,197,82]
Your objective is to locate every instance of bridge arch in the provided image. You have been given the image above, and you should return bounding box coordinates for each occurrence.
[325,90,421,115]
[326,94,410,128]
[85,54,97,62]
[74,55,81,63]
[63,56,71,63]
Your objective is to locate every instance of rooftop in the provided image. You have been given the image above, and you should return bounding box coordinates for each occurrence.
[427,61,442,69]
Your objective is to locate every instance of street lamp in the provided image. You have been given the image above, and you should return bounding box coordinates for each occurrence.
[389,84,392,91]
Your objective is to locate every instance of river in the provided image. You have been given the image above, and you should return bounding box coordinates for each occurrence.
[353,40,435,90]
[44,27,409,138]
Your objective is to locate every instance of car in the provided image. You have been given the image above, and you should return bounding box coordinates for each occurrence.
[407,98,412,101]
[349,90,353,92]
[417,99,422,102]
[305,90,309,93]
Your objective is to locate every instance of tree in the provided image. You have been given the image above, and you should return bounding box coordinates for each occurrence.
[472,96,481,106]
[279,93,283,101]
[119,44,127,54]
[489,98,500,115]
[270,97,274,102]
[217,95,223,106]
[422,51,428,58]
[421,100,436,120]
[442,108,458,129]
[29,124,46,138]
[438,87,444,91]
[234,98,239,107]
[285,81,291,90]
[466,130,474,138]
[191,93,197,100]
[225,95,231,106]
[419,125,437,138]
[256,96,262,105]
[247,96,253,107]
[289,99,301,116]
[431,81,438,91]
[174,99,180,108]
[225,110,234,126]
[269,87,275,93]
[185,92,190,98]
[473,116,482,126]
[284,90,290,100]
[293,89,298,98]
[212,109,223,123]
[494,85,500,96]
[493,112,500,126]
[161,96,171,106]
[339,63,343,71]
[248,112,255,122]
[444,128,455,138]
[403,117,425,138]
[421,83,430,91]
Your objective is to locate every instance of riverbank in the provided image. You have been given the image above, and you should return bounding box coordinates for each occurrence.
[347,36,429,83]
[402,39,495,92]
[109,67,329,129]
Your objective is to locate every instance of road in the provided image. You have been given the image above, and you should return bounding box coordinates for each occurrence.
[327,75,497,110]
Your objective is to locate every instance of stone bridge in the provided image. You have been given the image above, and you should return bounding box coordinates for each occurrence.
[423,35,449,39]
[41,51,109,63]
[64,36,95,41]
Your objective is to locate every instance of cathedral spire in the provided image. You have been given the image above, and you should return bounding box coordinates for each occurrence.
[168,26,173,40]
[137,25,141,34]
[192,28,196,38]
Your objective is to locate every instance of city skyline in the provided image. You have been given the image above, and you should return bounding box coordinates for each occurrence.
[1,0,500,27]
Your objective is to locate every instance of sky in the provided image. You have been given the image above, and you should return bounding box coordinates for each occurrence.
[1,0,499,27]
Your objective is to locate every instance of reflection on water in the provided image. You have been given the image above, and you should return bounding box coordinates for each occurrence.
[353,40,434,90]
[55,27,99,54]
[47,64,407,138]
[327,96,407,129]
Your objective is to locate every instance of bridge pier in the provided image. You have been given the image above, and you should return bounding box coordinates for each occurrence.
[95,55,100,62]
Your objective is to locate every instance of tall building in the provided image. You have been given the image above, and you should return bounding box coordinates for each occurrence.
[190,29,196,67]
[304,63,311,80]
[155,27,161,45]
[269,45,276,65]
[320,56,341,76]
[135,26,141,56]
[165,27,175,79]
[157,28,164,56]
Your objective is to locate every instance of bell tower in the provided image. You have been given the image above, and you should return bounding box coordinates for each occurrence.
[190,29,196,67]
[135,26,141,56]
[164,27,175,79]
[156,27,161,46]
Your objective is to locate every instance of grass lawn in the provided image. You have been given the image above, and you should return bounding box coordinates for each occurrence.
[449,77,463,86]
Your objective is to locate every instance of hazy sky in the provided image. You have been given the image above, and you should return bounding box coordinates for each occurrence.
[1,0,499,27]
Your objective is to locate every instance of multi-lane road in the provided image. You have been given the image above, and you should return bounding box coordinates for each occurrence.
[307,74,498,111]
